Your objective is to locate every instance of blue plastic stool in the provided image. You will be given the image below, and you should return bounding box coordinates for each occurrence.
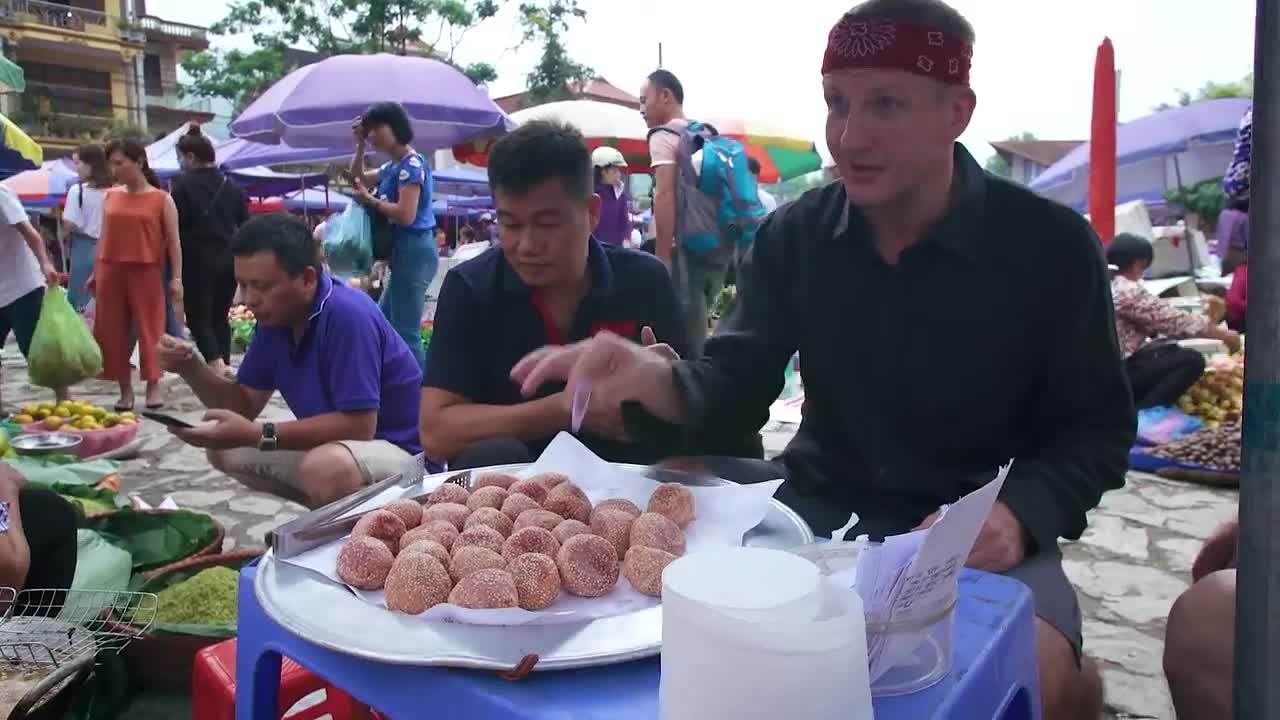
[236,564,1040,719]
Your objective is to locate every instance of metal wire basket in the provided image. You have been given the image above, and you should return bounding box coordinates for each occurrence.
[0,588,157,719]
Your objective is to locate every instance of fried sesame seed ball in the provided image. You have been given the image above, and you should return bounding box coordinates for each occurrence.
[448,568,519,609]
[384,552,452,614]
[623,546,676,598]
[421,502,470,531]
[336,536,394,590]
[466,486,510,512]
[509,553,561,610]
[501,492,543,521]
[473,472,519,491]
[630,512,686,556]
[453,524,506,556]
[425,483,470,507]
[646,483,695,528]
[552,519,591,545]
[590,508,636,560]
[528,472,571,490]
[556,534,621,598]
[384,499,424,529]
[507,479,548,505]
[402,520,459,552]
[399,539,452,568]
[448,546,507,584]
[543,482,592,524]
[501,526,561,564]
[352,509,407,555]
[464,506,515,538]
[592,498,641,521]
[514,509,564,533]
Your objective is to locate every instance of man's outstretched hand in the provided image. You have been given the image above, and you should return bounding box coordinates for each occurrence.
[511,331,686,428]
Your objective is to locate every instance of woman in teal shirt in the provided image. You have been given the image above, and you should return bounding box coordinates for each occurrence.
[350,102,438,370]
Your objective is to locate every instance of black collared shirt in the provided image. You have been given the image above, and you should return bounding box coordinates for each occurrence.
[424,238,689,462]
[657,145,1136,549]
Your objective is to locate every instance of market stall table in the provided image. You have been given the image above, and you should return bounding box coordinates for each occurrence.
[235,563,1040,719]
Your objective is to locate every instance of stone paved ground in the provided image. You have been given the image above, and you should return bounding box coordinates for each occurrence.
[1,344,1238,719]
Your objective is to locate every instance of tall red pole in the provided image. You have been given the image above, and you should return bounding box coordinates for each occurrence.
[1089,37,1117,244]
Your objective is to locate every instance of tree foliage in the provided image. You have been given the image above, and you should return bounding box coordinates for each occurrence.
[181,0,502,111]
[517,1,593,106]
[1155,73,1253,111]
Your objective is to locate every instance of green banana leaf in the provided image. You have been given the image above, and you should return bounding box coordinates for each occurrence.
[4,456,119,486]
[58,529,133,623]
[86,510,219,574]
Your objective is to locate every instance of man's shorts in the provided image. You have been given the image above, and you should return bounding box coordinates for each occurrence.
[217,440,411,492]
[697,455,1084,660]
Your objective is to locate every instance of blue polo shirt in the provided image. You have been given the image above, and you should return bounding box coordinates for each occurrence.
[238,272,423,453]
[422,239,688,461]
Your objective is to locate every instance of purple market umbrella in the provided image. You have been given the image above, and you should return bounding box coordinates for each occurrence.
[230,54,513,150]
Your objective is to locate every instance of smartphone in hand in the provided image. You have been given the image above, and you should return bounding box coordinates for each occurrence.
[141,411,195,430]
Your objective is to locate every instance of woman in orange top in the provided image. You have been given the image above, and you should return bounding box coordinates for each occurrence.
[87,139,182,410]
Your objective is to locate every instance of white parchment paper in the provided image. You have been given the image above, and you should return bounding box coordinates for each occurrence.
[282,433,784,625]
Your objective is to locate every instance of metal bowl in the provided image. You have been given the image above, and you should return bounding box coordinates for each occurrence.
[10,433,83,457]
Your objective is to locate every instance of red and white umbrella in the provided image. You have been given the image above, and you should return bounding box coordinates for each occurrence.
[454,100,651,170]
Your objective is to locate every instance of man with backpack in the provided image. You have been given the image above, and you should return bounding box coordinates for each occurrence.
[641,69,766,356]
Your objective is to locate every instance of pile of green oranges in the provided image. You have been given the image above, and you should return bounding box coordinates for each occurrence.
[12,401,138,432]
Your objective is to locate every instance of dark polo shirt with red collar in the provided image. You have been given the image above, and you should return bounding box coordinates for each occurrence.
[423,237,688,462]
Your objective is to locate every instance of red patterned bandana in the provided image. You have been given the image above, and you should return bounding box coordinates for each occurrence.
[822,16,973,86]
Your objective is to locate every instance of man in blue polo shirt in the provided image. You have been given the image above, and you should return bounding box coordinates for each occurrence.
[158,213,422,509]
[419,121,691,468]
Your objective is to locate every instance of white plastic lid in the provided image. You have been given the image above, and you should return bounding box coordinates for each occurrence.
[664,547,820,612]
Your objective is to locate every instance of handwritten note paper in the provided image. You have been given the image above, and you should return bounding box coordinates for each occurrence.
[862,461,1013,681]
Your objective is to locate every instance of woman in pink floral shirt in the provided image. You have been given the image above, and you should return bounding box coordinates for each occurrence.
[1108,234,1240,408]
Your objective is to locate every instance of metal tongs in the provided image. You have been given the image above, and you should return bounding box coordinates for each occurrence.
[268,453,471,558]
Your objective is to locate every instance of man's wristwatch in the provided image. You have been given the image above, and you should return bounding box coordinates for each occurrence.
[258,422,278,452]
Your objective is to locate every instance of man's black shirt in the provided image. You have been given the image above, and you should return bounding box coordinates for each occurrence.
[644,145,1136,550]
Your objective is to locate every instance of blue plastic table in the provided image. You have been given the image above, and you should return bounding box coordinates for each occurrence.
[236,564,1040,719]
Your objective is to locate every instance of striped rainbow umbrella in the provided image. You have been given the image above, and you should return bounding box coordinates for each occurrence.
[702,117,822,184]
[0,112,42,174]
[454,100,822,183]
[1,158,77,208]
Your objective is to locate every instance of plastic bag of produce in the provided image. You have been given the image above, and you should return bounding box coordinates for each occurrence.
[323,202,373,274]
[1137,407,1203,446]
[27,286,103,388]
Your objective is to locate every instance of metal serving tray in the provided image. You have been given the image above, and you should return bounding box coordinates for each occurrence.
[255,463,813,671]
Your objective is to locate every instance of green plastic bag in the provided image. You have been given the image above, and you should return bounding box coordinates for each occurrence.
[27,285,102,387]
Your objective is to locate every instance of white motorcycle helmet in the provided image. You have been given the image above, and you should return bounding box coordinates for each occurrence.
[591,146,627,169]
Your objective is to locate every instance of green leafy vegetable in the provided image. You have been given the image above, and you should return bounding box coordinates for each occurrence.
[87,510,220,574]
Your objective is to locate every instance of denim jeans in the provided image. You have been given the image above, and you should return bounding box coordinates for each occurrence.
[68,231,96,312]
[379,227,438,370]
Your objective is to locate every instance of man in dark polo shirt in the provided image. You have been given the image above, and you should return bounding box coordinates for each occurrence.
[512,3,1134,719]
[158,214,423,509]
[419,120,690,468]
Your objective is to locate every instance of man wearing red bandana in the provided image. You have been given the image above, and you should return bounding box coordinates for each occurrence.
[512,3,1131,717]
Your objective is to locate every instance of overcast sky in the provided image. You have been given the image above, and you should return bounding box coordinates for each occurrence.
[146,0,1258,163]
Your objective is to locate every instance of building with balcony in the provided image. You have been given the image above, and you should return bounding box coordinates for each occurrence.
[0,0,213,157]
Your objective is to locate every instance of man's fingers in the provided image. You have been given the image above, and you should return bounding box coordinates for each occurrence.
[518,345,586,397]
[510,345,562,384]
[202,409,233,423]
[647,342,678,361]
[640,326,657,346]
